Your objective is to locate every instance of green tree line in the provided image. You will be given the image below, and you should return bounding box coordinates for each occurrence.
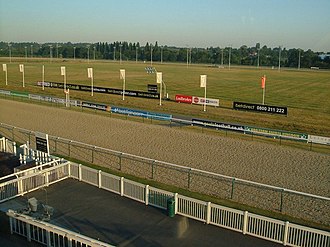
[1,41,329,69]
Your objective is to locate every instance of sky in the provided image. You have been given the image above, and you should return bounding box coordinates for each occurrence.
[0,0,330,51]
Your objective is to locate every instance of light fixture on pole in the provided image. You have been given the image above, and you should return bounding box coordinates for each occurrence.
[156,72,162,106]
[200,75,207,112]
[19,64,25,87]
[120,69,125,100]
[88,68,94,96]
[73,47,76,60]
[61,66,66,92]
[2,64,8,85]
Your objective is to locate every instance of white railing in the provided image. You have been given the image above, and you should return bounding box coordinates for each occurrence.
[1,157,329,247]
[0,161,70,203]
[7,210,114,247]
[73,163,330,247]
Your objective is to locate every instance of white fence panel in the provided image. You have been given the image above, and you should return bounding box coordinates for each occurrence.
[8,211,114,247]
[287,223,330,247]
[210,204,244,232]
[123,179,145,203]
[81,165,99,186]
[101,172,121,194]
[148,187,173,209]
[177,195,207,222]
[69,162,79,179]
[247,213,285,244]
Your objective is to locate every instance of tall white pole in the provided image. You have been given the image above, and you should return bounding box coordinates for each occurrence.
[120,44,122,64]
[136,46,138,63]
[73,47,76,60]
[5,69,8,86]
[157,72,162,106]
[298,49,301,70]
[278,46,281,71]
[91,76,94,97]
[204,83,207,112]
[228,46,231,70]
[150,44,153,66]
[42,65,45,90]
[22,67,25,88]
[25,46,27,62]
[123,77,125,101]
[30,45,33,58]
[161,46,163,64]
[257,48,260,68]
[8,43,12,63]
[160,80,162,106]
[262,75,266,105]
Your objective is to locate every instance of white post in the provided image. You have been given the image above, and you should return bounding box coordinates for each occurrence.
[200,75,207,112]
[26,223,31,242]
[204,83,207,112]
[174,193,178,214]
[283,221,289,246]
[262,88,265,105]
[120,177,124,196]
[91,76,94,97]
[120,69,125,101]
[3,64,8,85]
[42,65,45,90]
[243,211,248,234]
[206,202,211,224]
[78,164,82,181]
[156,72,162,106]
[98,170,102,188]
[145,185,149,205]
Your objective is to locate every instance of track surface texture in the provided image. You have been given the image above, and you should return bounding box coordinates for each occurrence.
[0,99,329,225]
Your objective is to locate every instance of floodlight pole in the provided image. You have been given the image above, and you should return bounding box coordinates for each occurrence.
[25,46,27,62]
[228,45,232,70]
[93,46,96,60]
[8,43,12,63]
[278,46,281,71]
[87,45,90,63]
[119,44,122,64]
[161,46,163,64]
[257,48,260,68]
[221,48,224,66]
[30,45,33,58]
[113,46,116,61]
[73,47,76,60]
[49,45,53,63]
[136,46,138,63]
[298,49,301,70]
[150,44,153,66]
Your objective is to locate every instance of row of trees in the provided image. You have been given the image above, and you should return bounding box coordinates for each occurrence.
[0,41,329,69]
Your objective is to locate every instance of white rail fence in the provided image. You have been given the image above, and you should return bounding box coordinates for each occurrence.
[1,161,329,247]
[0,160,70,203]
[7,210,114,247]
[71,163,330,247]
[1,123,329,226]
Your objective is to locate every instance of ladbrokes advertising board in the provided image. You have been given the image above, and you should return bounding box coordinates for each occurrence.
[175,94,219,106]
